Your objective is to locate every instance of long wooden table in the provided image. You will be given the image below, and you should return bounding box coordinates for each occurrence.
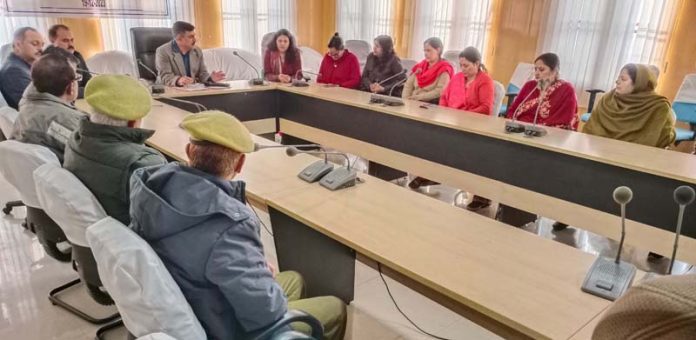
[152,82,696,265]
[78,96,646,340]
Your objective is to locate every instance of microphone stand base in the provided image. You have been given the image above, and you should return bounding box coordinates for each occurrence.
[320,167,358,191]
[291,80,310,87]
[249,79,265,86]
[150,85,166,94]
[298,160,334,183]
[523,125,547,137]
[504,121,525,134]
[581,256,636,301]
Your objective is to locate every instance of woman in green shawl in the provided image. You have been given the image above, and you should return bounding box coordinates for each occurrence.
[583,63,675,148]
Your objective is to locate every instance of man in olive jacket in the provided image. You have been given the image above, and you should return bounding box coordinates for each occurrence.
[63,75,166,225]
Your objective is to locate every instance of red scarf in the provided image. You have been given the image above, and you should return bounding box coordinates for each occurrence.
[411,59,454,88]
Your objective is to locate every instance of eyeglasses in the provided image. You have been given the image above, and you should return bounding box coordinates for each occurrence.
[74,73,83,82]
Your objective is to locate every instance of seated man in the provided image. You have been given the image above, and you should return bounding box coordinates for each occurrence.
[128,111,346,340]
[63,75,167,225]
[155,21,225,87]
[0,27,44,109]
[12,51,85,163]
[44,24,92,89]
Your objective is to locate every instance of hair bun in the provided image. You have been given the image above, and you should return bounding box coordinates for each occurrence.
[333,32,340,37]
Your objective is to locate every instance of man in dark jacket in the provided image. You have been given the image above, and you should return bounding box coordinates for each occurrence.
[0,27,44,109]
[129,111,346,340]
[64,74,167,225]
[44,24,92,89]
[12,52,85,163]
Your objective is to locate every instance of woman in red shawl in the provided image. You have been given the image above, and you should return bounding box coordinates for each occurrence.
[402,37,453,104]
[506,53,578,130]
[406,37,454,190]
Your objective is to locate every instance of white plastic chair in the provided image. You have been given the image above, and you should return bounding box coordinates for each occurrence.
[299,46,323,81]
[400,59,417,73]
[493,81,505,117]
[86,50,137,77]
[443,50,459,70]
[0,106,18,139]
[0,43,11,65]
[345,40,370,67]
[202,48,262,81]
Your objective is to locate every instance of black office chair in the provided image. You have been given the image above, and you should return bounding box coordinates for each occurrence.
[130,27,173,82]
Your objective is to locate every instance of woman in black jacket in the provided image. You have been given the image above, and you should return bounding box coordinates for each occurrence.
[359,35,406,97]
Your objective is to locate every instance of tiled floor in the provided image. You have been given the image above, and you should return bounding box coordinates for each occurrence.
[1,169,693,339]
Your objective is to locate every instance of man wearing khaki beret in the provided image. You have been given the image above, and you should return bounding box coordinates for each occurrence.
[128,111,347,340]
[64,75,167,225]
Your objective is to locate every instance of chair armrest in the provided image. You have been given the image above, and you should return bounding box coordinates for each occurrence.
[253,310,323,340]
[505,93,518,104]
[585,89,605,95]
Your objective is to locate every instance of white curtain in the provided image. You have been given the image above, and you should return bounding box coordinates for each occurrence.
[222,0,296,55]
[100,0,194,53]
[0,15,58,47]
[538,0,680,102]
[410,0,493,60]
[336,0,393,42]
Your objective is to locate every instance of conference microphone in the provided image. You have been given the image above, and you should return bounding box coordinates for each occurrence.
[378,69,408,86]
[668,186,695,274]
[232,51,264,86]
[291,70,320,87]
[581,186,637,301]
[136,59,166,94]
[286,146,357,190]
[523,79,549,137]
[504,81,540,134]
[253,143,320,152]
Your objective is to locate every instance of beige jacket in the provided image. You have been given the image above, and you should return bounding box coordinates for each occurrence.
[402,72,450,102]
[155,41,211,86]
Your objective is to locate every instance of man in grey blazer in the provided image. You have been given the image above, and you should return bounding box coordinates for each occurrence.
[155,21,225,87]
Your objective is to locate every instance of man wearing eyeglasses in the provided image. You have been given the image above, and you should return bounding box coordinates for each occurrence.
[11,50,86,164]
[44,24,92,89]
[0,27,44,109]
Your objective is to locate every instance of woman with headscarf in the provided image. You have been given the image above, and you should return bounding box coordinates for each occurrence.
[402,37,453,103]
[359,35,405,97]
[583,63,675,148]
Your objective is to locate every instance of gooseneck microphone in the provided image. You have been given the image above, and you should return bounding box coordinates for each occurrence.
[292,70,320,87]
[232,51,264,85]
[523,79,549,137]
[613,186,633,264]
[164,97,207,113]
[286,146,358,190]
[253,143,320,152]
[378,69,408,86]
[504,84,538,134]
[137,59,166,94]
[581,185,637,301]
[669,186,695,274]
[388,76,409,97]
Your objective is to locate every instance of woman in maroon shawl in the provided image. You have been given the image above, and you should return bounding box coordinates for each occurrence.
[264,29,302,83]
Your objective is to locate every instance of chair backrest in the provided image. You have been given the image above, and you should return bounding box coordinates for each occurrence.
[33,163,107,247]
[508,62,535,94]
[493,81,505,117]
[0,140,59,207]
[261,31,275,57]
[0,106,18,138]
[298,46,322,81]
[137,333,178,340]
[443,50,459,70]
[0,43,11,65]
[86,50,138,77]
[203,47,261,81]
[400,58,417,73]
[130,27,172,81]
[673,74,696,124]
[86,216,206,339]
[345,40,370,67]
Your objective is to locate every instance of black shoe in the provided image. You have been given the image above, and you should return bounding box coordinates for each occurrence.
[647,252,664,261]
[408,177,439,189]
[466,196,491,211]
[552,222,568,231]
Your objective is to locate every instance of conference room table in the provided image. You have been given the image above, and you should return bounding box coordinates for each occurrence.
[76,91,646,339]
[153,81,696,266]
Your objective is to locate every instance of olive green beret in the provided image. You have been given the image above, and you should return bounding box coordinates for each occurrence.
[180,110,253,153]
[85,75,151,121]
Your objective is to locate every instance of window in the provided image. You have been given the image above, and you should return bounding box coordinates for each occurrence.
[538,0,680,102]
[99,0,194,53]
[336,0,394,42]
[410,0,493,59]
[0,15,57,47]
[222,0,295,55]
